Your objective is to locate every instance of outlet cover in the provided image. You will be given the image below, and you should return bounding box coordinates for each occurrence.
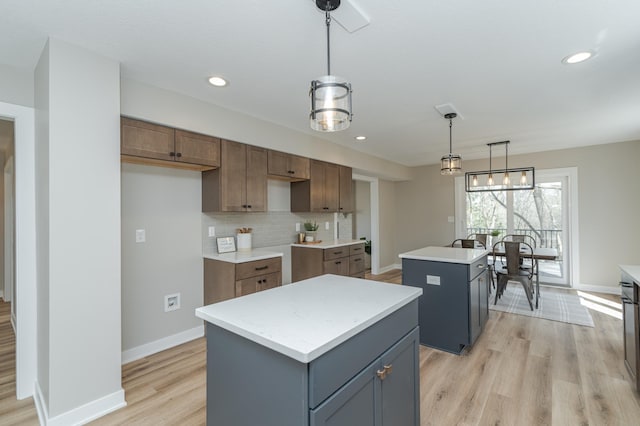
[135,229,146,243]
[164,293,181,312]
[295,222,301,232]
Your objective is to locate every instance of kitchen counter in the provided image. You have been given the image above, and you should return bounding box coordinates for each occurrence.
[202,248,283,263]
[620,265,640,285]
[291,238,363,249]
[399,245,489,264]
[195,274,422,363]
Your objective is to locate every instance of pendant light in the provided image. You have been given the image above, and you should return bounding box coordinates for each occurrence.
[465,140,535,192]
[440,113,462,175]
[310,0,353,132]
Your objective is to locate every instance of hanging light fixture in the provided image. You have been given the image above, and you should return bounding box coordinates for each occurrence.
[310,0,353,132]
[465,141,535,192]
[440,113,462,175]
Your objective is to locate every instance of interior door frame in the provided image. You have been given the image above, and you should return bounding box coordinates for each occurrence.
[0,102,36,399]
[353,174,379,275]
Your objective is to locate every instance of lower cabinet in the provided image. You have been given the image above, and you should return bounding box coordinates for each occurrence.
[292,243,366,282]
[204,299,420,426]
[310,327,420,426]
[402,255,489,354]
[204,256,282,304]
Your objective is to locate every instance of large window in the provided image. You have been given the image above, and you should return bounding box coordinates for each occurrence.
[456,168,578,286]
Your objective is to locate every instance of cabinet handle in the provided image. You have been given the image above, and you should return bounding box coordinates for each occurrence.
[247,205,252,208]
[334,251,343,255]
[288,170,294,174]
[376,369,387,380]
[384,364,393,375]
[335,261,341,265]
[255,266,269,271]
[242,204,247,208]
[339,207,343,210]
[169,152,175,157]
[477,264,485,269]
[323,207,329,210]
[353,258,362,262]
[620,281,633,288]
[176,152,182,158]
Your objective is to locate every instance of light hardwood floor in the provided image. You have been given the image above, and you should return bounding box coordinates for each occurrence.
[2,271,639,425]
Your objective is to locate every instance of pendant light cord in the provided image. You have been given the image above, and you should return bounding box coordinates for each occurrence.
[449,118,453,154]
[325,5,332,75]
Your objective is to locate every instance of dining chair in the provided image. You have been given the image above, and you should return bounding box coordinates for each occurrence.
[451,239,485,249]
[493,241,534,310]
[467,233,488,247]
[501,234,536,271]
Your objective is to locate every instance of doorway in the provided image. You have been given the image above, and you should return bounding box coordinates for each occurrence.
[353,174,380,274]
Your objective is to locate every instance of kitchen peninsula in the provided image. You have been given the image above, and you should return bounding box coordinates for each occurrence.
[195,274,422,426]
[400,246,490,354]
[291,239,365,282]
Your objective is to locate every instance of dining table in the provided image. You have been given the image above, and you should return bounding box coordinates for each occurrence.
[491,245,558,309]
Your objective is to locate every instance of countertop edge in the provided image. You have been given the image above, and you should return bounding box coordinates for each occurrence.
[399,248,490,264]
[291,239,364,249]
[203,250,283,263]
[619,265,640,284]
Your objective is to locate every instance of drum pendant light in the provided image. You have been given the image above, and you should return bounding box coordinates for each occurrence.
[440,113,463,175]
[310,0,353,132]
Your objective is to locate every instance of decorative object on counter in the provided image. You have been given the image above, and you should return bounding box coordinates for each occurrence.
[304,221,319,242]
[465,140,535,192]
[309,0,353,132]
[236,227,252,252]
[440,112,463,175]
[298,232,306,244]
[216,236,236,254]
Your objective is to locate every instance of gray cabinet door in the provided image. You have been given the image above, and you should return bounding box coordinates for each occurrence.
[380,328,420,426]
[310,362,377,426]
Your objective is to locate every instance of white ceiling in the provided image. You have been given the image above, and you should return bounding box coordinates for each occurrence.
[1,0,639,166]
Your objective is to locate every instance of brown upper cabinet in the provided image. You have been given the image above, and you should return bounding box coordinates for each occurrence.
[267,150,310,181]
[121,117,220,170]
[291,160,347,212]
[338,165,353,213]
[202,139,268,212]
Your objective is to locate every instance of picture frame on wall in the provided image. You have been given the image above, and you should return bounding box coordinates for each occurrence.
[216,236,236,254]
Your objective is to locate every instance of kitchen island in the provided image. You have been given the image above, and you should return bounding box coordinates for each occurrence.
[195,274,422,426]
[400,246,490,354]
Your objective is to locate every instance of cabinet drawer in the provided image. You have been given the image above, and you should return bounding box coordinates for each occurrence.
[236,257,281,280]
[323,258,349,276]
[349,243,365,256]
[324,247,349,261]
[235,272,281,297]
[470,257,487,280]
[349,255,365,275]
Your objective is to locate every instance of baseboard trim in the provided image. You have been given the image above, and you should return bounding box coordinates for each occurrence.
[35,382,125,426]
[121,324,204,365]
[10,311,16,334]
[574,283,621,295]
[377,263,401,274]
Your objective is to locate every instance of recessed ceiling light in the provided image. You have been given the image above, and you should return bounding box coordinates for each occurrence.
[208,76,228,87]
[562,51,594,64]
[355,136,366,141]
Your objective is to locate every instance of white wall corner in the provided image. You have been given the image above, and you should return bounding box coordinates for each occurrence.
[121,324,204,365]
[35,381,126,426]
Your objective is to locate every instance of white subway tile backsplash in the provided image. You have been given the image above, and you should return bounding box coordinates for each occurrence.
[202,212,353,253]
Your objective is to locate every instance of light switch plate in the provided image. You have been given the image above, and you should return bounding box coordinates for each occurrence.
[447,216,455,223]
[325,221,330,230]
[208,226,216,237]
[135,229,146,243]
[296,223,301,232]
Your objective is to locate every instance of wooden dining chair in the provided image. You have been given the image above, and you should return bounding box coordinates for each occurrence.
[493,241,534,310]
[467,233,488,247]
[451,239,485,249]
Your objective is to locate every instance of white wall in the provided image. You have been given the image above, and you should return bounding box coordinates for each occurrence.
[393,140,640,290]
[121,163,204,352]
[34,38,124,423]
[0,63,34,108]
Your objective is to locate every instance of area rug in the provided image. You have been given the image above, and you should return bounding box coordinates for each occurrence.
[489,285,595,327]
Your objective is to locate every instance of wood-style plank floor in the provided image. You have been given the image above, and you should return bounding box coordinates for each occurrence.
[2,271,639,425]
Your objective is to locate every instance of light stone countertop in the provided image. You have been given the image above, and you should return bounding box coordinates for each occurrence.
[399,246,490,264]
[620,265,640,285]
[203,248,283,263]
[291,239,364,249]
[195,274,422,363]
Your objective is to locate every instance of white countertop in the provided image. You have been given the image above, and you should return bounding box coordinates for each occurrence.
[399,246,489,264]
[291,239,364,249]
[195,274,422,363]
[203,248,283,263]
[620,265,640,284]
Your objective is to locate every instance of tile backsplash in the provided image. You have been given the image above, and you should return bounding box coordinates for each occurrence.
[202,212,353,253]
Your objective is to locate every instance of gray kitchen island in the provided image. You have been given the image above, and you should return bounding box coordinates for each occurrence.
[400,246,490,355]
[195,274,422,426]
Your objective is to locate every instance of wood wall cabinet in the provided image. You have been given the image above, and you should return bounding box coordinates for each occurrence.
[267,150,310,181]
[120,117,220,170]
[291,243,365,282]
[338,165,353,213]
[204,256,282,305]
[291,160,342,212]
[202,139,268,212]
